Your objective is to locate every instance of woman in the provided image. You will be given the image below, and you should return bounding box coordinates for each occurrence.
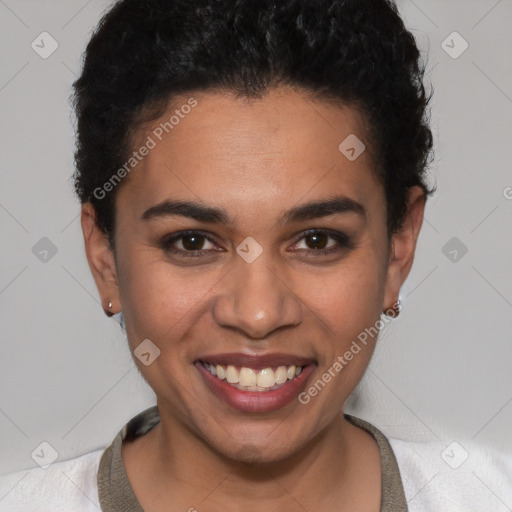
[1,0,510,511]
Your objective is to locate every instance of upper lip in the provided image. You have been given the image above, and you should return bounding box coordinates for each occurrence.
[197,352,316,370]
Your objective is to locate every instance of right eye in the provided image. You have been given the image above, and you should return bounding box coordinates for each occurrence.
[158,230,222,258]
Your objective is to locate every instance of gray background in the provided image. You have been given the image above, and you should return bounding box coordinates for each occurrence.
[1,0,511,476]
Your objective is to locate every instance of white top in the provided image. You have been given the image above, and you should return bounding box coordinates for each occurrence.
[1,435,510,511]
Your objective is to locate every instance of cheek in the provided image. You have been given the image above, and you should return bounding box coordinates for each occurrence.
[302,252,386,333]
[302,263,386,402]
[115,244,217,350]
[299,250,387,399]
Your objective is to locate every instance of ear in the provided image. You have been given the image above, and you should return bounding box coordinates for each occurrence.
[383,186,426,311]
[81,203,120,316]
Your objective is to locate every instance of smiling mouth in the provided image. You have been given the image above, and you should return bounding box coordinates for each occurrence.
[199,361,304,392]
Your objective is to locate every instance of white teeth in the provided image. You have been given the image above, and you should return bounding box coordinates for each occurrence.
[226,365,239,384]
[256,368,275,388]
[204,362,305,391]
[275,366,288,384]
[239,367,257,386]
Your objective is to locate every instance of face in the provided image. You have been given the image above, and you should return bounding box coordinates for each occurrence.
[82,86,424,463]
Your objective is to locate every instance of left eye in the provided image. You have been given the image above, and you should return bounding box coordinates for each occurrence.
[291,230,351,254]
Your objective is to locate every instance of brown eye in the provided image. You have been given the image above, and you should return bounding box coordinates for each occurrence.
[181,233,207,251]
[304,232,330,250]
[291,229,353,256]
[159,230,219,258]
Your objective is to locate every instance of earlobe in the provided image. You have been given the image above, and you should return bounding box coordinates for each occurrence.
[383,186,426,312]
[80,203,121,316]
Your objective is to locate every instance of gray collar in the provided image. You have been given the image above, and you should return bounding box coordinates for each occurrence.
[97,406,408,511]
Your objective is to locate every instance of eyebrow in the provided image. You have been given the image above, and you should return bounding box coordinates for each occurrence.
[141,196,366,225]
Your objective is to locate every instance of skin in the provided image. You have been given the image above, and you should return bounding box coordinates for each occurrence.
[81,86,425,511]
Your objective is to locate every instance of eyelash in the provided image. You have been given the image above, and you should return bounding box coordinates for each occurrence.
[158,229,353,259]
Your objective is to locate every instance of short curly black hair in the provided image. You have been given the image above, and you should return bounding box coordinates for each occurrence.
[72,0,433,243]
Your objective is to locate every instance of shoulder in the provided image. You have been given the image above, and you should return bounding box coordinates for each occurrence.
[389,436,512,512]
[0,448,104,512]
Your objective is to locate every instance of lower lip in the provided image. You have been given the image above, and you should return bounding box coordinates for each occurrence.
[195,362,316,413]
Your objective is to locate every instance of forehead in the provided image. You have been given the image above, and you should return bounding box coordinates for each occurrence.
[119,87,383,223]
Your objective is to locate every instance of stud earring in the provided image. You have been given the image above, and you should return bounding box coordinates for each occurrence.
[104,300,114,317]
[383,299,401,318]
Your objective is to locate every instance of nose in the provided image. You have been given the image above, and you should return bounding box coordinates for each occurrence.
[212,253,303,340]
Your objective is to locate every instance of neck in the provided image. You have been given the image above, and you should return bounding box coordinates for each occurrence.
[124,405,381,511]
